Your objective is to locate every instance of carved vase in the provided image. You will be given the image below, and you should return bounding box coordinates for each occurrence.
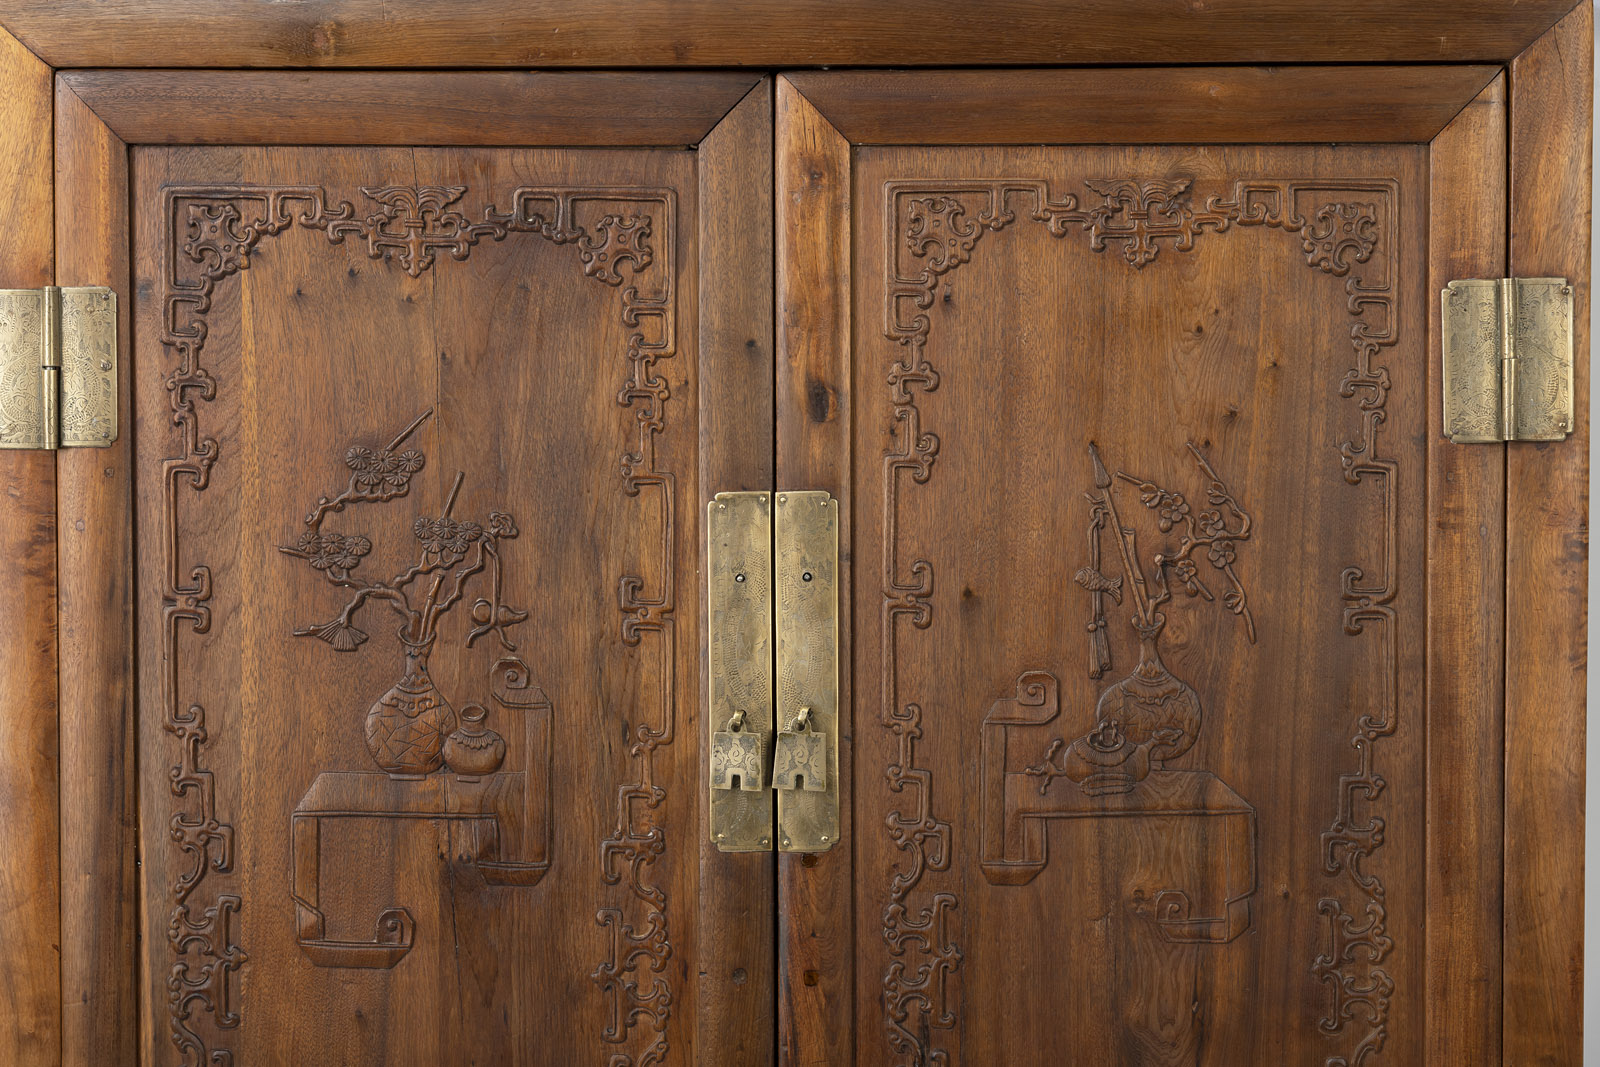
[443,702,506,780]
[1092,615,1201,766]
[365,634,457,778]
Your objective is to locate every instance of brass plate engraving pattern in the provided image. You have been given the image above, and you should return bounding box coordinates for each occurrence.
[883,176,1399,1066]
[707,491,776,850]
[774,491,840,852]
[0,286,117,449]
[1442,276,1574,442]
[156,183,677,1065]
[58,287,119,447]
[0,289,45,446]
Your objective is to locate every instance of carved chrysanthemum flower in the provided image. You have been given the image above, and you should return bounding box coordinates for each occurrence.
[390,449,424,479]
[413,516,483,560]
[346,445,426,490]
[296,531,372,571]
[327,535,372,570]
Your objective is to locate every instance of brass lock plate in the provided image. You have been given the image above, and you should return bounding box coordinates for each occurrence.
[706,492,774,851]
[774,491,839,853]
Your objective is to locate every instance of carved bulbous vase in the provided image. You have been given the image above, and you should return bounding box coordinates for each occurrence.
[1091,615,1202,767]
[365,634,457,778]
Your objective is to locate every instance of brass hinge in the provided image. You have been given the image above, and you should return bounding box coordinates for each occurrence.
[0,286,118,450]
[1442,277,1573,443]
[707,490,839,853]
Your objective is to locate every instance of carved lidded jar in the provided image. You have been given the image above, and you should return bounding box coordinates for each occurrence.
[443,702,507,780]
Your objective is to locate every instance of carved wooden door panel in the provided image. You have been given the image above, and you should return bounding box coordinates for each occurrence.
[774,72,1516,1066]
[53,73,775,1065]
[137,152,695,1065]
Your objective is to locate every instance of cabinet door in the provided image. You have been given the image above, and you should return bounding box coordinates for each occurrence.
[54,73,774,1066]
[773,69,1537,1066]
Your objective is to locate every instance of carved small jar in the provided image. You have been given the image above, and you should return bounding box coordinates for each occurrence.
[443,702,506,781]
[365,633,457,779]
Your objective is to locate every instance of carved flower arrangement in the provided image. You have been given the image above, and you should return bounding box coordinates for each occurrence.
[1029,442,1258,798]
[280,409,529,776]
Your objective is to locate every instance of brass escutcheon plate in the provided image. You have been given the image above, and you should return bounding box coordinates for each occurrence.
[706,491,775,851]
[774,491,839,853]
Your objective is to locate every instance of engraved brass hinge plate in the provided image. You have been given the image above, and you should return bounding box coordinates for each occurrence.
[1442,277,1573,443]
[0,286,118,450]
[706,489,839,853]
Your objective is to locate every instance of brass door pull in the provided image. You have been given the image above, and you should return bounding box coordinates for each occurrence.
[706,490,839,852]
[707,493,775,851]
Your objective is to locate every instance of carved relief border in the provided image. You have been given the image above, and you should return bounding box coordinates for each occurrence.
[158,183,677,1065]
[882,176,1398,1066]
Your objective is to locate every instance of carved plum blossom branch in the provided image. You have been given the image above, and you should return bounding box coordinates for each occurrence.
[1115,442,1256,643]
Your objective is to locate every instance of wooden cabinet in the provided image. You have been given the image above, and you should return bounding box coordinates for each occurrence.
[0,5,1588,1065]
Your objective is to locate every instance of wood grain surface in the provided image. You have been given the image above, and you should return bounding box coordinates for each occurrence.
[769,63,1528,1062]
[775,76,856,1067]
[0,0,1580,68]
[54,77,137,1067]
[60,71,760,147]
[785,67,1502,146]
[1424,73,1506,1067]
[0,22,59,1067]
[841,139,1432,1066]
[696,79,778,1066]
[1504,3,1592,1062]
[131,144,709,1066]
[5,15,1584,1064]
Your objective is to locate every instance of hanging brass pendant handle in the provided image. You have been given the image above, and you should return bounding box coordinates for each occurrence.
[706,490,839,853]
[711,708,765,793]
[773,705,827,793]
